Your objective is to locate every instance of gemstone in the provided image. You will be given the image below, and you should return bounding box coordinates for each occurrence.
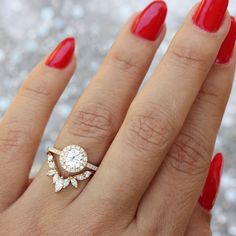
[53,173,59,184]
[77,171,92,181]
[59,145,88,173]
[55,178,64,192]
[48,161,56,169]
[48,155,53,162]
[47,169,56,176]
[70,178,78,188]
[63,179,70,188]
[84,171,92,178]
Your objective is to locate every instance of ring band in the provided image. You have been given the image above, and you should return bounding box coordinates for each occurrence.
[46,145,98,192]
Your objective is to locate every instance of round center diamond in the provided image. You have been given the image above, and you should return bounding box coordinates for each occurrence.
[59,145,88,173]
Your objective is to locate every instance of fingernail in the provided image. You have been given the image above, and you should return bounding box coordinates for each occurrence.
[193,0,228,32]
[198,153,224,211]
[46,37,75,69]
[216,17,236,64]
[131,1,167,41]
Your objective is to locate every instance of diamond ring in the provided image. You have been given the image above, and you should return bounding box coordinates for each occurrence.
[46,145,98,192]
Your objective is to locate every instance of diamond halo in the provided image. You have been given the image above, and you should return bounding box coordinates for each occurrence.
[59,145,88,173]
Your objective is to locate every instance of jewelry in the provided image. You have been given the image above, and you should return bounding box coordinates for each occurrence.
[46,145,98,192]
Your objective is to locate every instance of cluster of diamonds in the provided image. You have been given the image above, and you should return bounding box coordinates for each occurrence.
[47,150,93,193]
[59,145,88,173]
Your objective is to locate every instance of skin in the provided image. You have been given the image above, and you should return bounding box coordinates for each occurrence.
[0,5,235,236]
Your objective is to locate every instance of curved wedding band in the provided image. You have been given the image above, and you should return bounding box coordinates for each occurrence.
[46,145,98,192]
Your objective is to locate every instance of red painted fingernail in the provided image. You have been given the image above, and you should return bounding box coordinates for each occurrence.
[46,37,75,69]
[193,0,228,32]
[216,17,236,64]
[131,1,167,41]
[198,153,224,211]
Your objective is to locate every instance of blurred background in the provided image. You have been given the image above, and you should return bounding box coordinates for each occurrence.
[0,0,235,235]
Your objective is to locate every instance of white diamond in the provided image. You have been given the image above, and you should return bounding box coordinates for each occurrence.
[70,178,78,188]
[47,169,56,176]
[59,145,88,173]
[53,173,59,184]
[48,161,55,169]
[55,178,64,192]
[63,179,70,188]
[77,171,92,181]
[76,174,83,181]
[48,155,53,162]
[84,171,92,178]
[78,173,85,180]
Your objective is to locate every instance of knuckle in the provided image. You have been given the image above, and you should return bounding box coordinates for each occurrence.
[66,102,115,142]
[168,44,208,69]
[199,88,220,103]
[125,104,174,154]
[0,120,30,155]
[197,89,224,115]
[167,128,211,176]
[107,50,145,77]
[21,78,51,101]
[198,83,230,109]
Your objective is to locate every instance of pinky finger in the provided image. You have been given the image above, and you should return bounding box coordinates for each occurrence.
[185,205,212,236]
[185,153,223,236]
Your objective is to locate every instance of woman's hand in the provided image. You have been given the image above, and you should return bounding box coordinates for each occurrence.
[0,0,235,235]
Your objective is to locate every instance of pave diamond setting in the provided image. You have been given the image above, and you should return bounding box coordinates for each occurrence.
[59,145,88,173]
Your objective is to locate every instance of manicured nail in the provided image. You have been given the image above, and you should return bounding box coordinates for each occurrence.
[198,153,224,211]
[131,1,167,41]
[216,17,236,64]
[193,0,228,32]
[46,37,75,69]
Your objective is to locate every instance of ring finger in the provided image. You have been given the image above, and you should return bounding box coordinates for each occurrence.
[26,1,167,204]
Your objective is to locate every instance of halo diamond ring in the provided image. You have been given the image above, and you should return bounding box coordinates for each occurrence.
[46,145,98,192]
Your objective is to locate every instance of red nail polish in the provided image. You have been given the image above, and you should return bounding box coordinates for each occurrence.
[193,0,228,32]
[216,17,236,64]
[46,37,75,69]
[198,153,224,211]
[131,1,167,41]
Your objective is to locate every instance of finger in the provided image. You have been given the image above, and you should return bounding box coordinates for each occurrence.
[185,206,212,236]
[26,1,167,204]
[136,19,235,234]
[81,2,231,215]
[185,153,223,236]
[28,178,34,187]
[0,37,76,210]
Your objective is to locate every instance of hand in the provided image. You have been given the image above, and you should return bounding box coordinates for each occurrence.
[0,0,235,235]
